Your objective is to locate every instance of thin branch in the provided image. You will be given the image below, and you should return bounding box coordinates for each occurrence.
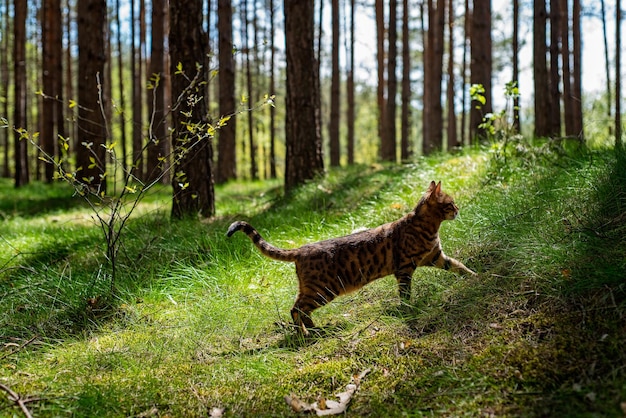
[0,383,35,418]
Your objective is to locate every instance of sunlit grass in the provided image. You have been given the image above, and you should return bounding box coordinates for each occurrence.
[1,147,625,416]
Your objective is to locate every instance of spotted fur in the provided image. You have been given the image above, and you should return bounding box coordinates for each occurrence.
[227,181,476,334]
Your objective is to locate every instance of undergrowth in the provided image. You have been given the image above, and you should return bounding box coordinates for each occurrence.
[1,147,625,417]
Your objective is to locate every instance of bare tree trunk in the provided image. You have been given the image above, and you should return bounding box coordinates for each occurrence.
[601,0,612,136]
[216,0,237,183]
[549,0,561,136]
[284,0,323,191]
[512,0,521,132]
[269,0,277,177]
[76,0,107,192]
[115,0,128,172]
[42,0,63,182]
[170,0,215,218]
[560,0,574,136]
[147,0,168,184]
[382,0,398,161]
[469,0,491,142]
[446,0,458,150]
[329,0,341,167]
[400,0,411,161]
[131,0,145,181]
[571,0,583,139]
[534,0,552,138]
[13,0,29,186]
[376,0,386,156]
[346,0,356,165]
[616,0,622,149]
[0,0,9,177]
[243,0,257,179]
[423,0,444,155]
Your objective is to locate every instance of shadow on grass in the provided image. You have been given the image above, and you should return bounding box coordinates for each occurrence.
[0,179,85,219]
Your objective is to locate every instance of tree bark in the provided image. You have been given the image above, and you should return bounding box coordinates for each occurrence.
[376,0,386,156]
[76,0,107,192]
[549,0,561,136]
[382,0,398,161]
[346,0,356,165]
[329,0,341,167]
[469,0,492,142]
[400,0,411,161]
[146,0,169,184]
[13,0,29,186]
[423,0,445,154]
[216,0,237,183]
[170,0,215,218]
[446,0,458,150]
[284,0,323,192]
[534,0,552,138]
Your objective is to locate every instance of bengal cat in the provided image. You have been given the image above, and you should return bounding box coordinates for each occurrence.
[227,181,476,334]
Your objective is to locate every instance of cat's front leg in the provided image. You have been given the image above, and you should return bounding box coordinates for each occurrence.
[437,252,477,276]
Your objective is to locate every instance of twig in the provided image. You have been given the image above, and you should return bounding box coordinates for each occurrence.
[0,383,35,418]
[0,335,38,361]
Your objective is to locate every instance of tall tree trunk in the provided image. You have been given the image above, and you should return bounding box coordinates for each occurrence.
[147,0,168,184]
[42,0,63,183]
[400,0,411,161]
[560,0,574,136]
[115,0,128,173]
[1,0,9,177]
[131,0,144,181]
[460,0,469,145]
[469,0,491,142]
[382,0,398,161]
[376,0,386,156]
[346,0,356,165]
[216,0,237,183]
[423,0,445,155]
[549,0,561,136]
[170,0,215,218]
[446,0,458,150]
[534,0,552,138]
[512,0,520,132]
[329,0,341,167]
[616,0,622,149]
[76,0,107,192]
[269,0,277,178]
[243,0,257,179]
[571,0,583,139]
[284,0,323,192]
[601,0,612,136]
[13,0,29,186]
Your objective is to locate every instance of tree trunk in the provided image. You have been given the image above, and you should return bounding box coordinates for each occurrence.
[131,0,145,181]
[571,0,583,139]
[560,0,574,136]
[534,0,552,138]
[423,0,445,155]
[269,0,277,178]
[1,0,9,177]
[400,0,411,161]
[13,0,29,186]
[284,0,323,192]
[512,0,521,132]
[146,0,168,184]
[329,0,341,167]
[446,0,458,150]
[42,0,64,183]
[170,0,215,218]
[114,0,127,173]
[376,0,386,156]
[346,0,356,165]
[216,0,237,183]
[382,0,398,161]
[616,0,622,149]
[549,0,561,136]
[76,0,107,192]
[469,0,492,142]
[601,0,612,136]
[460,0,469,145]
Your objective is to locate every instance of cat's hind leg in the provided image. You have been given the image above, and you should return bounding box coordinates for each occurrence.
[291,284,337,335]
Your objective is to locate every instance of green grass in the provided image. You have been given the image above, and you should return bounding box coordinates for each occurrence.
[1,146,625,417]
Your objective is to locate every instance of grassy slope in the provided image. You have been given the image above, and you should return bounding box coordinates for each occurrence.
[0,148,625,417]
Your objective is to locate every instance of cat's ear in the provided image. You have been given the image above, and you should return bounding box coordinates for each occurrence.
[428,181,437,192]
[434,181,442,195]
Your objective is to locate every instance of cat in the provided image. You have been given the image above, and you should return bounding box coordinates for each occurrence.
[227,181,476,334]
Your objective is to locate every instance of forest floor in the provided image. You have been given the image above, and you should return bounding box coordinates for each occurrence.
[1,145,625,417]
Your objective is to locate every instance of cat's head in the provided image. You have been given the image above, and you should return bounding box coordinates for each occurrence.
[418,181,460,221]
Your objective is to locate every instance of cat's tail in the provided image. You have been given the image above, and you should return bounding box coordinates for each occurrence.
[227,221,299,262]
